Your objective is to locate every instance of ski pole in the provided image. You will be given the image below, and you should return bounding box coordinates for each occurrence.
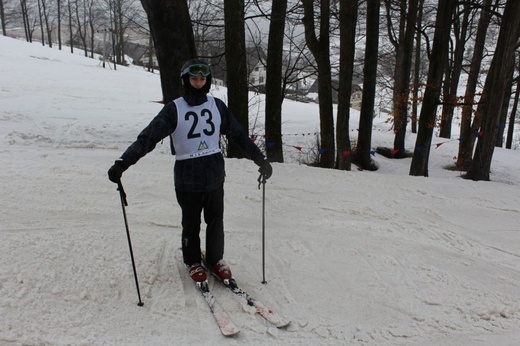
[258,173,267,284]
[116,181,144,306]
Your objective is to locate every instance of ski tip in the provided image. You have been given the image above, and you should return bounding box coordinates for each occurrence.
[223,329,240,337]
[258,309,291,328]
[266,316,291,328]
[277,320,291,328]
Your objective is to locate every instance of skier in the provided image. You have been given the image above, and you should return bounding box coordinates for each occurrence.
[108,59,272,283]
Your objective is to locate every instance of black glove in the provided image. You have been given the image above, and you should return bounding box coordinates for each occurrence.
[108,159,127,183]
[258,159,273,180]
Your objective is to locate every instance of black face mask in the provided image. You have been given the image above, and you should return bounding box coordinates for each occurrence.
[182,75,211,106]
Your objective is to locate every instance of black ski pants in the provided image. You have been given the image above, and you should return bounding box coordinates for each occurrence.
[176,185,224,266]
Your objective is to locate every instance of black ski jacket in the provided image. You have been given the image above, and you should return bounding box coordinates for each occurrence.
[118,96,265,192]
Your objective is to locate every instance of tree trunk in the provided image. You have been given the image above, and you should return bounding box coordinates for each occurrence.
[456,0,492,168]
[224,0,249,159]
[439,3,470,139]
[67,0,73,53]
[409,0,455,177]
[356,0,380,171]
[57,0,62,49]
[147,35,154,72]
[74,0,87,56]
[440,62,451,136]
[389,0,419,157]
[336,0,358,170]
[506,54,520,149]
[302,0,335,168]
[0,0,6,36]
[265,0,287,163]
[37,0,45,46]
[495,62,514,147]
[411,0,425,134]
[465,0,520,181]
[115,0,126,64]
[88,4,94,59]
[41,0,52,48]
[140,0,196,103]
[112,1,121,64]
[20,0,32,42]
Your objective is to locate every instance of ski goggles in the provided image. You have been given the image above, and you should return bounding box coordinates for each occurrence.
[182,63,211,77]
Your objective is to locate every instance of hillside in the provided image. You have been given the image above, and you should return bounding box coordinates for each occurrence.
[2,36,520,345]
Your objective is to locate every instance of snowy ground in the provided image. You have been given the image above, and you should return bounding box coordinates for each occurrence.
[2,35,520,345]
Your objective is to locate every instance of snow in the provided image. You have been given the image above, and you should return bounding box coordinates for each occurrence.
[2,35,520,345]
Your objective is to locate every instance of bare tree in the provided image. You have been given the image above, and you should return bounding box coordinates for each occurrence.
[189,0,225,59]
[456,0,493,168]
[385,0,420,157]
[355,0,380,171]
[411,0,425,134]
[336,0,358,170]
[465,0,520,181]
[275,5,319,99]
[57,0,62,49]
[1,0,7,35]
[264,0,287,163]
[19,0,28,41]
[223,0,249,159]
[73,0,89,56]
[409,0,456,177]
[37,0,45,45]
[67,0,74,52]
[495,62,514,147]
[111,0,142,65]
[506,52,520,149]
[302,0,335,168]
[41,0,52,47]
[139,0,196,103]
[438,2,471,139]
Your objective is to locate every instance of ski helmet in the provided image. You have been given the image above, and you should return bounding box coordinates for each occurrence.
[180,59,212,94]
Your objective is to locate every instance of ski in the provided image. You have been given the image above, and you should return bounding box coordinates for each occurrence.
[193,279,240,337]
[203,261,290,328]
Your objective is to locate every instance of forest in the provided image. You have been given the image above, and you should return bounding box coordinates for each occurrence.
[1,0,518,180]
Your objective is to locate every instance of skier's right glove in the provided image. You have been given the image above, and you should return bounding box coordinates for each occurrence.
[108,159,127,183]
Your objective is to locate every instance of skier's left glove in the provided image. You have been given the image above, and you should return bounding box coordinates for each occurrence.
[258,159,273,180]
[108,159,128,183]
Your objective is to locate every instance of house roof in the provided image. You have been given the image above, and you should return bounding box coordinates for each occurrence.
[123,42,149,62]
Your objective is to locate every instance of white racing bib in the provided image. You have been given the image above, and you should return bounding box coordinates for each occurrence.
[172,96,222,161]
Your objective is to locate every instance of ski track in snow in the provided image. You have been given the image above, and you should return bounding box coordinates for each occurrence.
[3,140,520,345]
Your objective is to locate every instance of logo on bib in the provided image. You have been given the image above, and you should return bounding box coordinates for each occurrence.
[198,141,209,150]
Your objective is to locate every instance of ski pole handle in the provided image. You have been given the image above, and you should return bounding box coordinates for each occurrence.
[257,172,267,190]
[117,180,128,206]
